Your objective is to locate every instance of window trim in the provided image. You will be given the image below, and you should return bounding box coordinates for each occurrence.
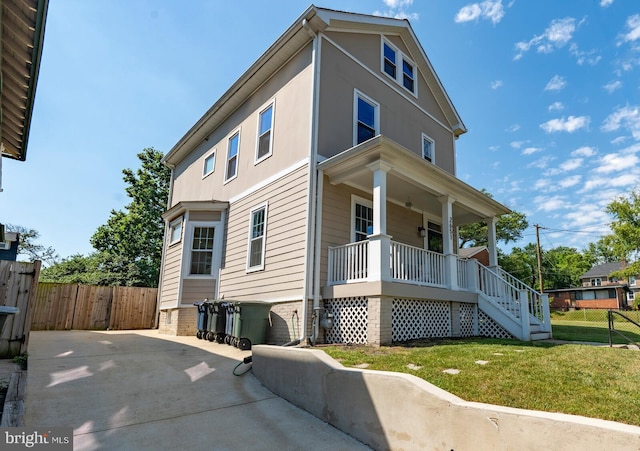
[186,222,217,278]
[350,195,373,242]
[421,133,435,164]
[224,129,241,183]
[246,202,269,272]
[381,37,418,96]
[168,217,183,245]
[255,101,275,164]
[353,90,380,146]
[202,149,216,178]
[590,278,602,287]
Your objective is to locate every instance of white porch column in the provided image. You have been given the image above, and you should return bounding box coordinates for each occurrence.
[367,161,393,282]
[440,195,458,290]
[485,216,499,268]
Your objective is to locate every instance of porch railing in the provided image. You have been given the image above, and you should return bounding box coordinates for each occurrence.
[477,264,522,319]
[327,241,369,284]
[497,267,546,323]
[390,242,446,287]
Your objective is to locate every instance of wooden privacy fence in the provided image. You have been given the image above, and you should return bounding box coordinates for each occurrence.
[0,260,41,358]
[31,283,158,331]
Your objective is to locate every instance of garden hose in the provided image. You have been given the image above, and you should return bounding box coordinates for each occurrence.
[233,356,253,376]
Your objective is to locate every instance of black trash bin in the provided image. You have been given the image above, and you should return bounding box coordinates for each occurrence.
[229,301,272,350]
[206,301,227,343]
[194,301,209,339]
[224,303,235,345]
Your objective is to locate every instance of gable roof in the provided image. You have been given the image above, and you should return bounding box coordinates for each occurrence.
[163,5,466,167]
[459,246,488,259]
[581,262,625,279]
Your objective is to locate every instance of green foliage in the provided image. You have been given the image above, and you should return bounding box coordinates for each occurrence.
[43,148,170,287]
[458,190,528,248]
[5,224,59,265]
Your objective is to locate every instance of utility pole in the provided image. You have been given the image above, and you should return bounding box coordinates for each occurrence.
[535,224,545,293]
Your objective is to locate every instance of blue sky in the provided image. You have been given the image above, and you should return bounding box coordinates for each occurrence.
[1,0,639,260]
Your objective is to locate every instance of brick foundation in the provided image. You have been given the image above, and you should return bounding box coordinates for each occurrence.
[158,308,198,336]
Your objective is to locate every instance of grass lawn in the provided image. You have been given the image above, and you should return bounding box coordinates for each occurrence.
[323,339,640,426]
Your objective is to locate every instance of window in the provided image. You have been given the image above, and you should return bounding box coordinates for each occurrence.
[256,103,274,162]
[383,42,396,78]
[225,131,240,182]
[422,133,434,163]
[629,291,635,300]
[354,91,379,145]
[247,204,268,271]
[631,276,637,285]
[590,278,602,286]
[169,218,183,245]
[354,202,373,242]
[381,38,417,95]
[427,222,443,253]
[190,226,215,275]
[203,151,216,177]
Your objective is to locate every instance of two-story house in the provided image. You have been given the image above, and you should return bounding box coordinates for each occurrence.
[157,6,551,345]
[547,262,637,310]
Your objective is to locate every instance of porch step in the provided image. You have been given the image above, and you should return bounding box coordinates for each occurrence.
[530,331,552,341]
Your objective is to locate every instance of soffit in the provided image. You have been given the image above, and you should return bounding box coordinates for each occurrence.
[0,0,48,162]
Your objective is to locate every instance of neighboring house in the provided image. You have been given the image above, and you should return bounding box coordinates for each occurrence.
[458,246,490,267]
[157,6,551,345]
[547,261,637,310]
[0,232,19,261]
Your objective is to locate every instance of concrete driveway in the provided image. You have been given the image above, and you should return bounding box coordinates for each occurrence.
[23,330,369,451]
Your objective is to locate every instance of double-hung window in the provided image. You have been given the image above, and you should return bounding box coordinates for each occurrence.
[247,203,268,271]
[354,91,379,145]
[422,133,435,163]
[190,226,215,275]
[352,197,373,242]
[381,38,417,95]
[225,131,240,182]
[203,150,215,177]
[256,103,274,163]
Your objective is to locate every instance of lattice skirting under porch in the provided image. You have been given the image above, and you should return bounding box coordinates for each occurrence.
[324,297,368,344]
[478,309,514,339]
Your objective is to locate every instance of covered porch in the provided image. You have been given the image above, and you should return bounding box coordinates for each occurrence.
[317,136,551,344]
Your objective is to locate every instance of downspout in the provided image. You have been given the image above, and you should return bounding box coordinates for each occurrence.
[154,165,175,329]
[301,17,320,344]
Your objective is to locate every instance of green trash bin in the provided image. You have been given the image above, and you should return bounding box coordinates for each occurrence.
[230,301,271,350]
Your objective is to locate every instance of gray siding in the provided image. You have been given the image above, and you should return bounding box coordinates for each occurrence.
[180,278,217,306]
[159,240,183,309]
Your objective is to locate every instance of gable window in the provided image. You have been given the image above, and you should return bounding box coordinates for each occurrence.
[256,103,274,162]
[590,278,602,287]
[631,276,637,285]
[225,131,240,182]
[169,217,183,245]
[422,133,434,163]
[383,42,396,78]
[381,38,417,95]
[247,203,268,271]
[190,226,215,275]
[354,91,379,145]
[203,151,216,177]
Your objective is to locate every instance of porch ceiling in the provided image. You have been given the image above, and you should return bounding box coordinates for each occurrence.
[317,135,511,225]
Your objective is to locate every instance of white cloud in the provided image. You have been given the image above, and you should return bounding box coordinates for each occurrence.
[528,155,556,169]
[510,140,527,149]
[569,43,601,66]
[544,75,567,91]
[559,175,582,189]
[603,80,623,93]
[540,115,590,133]
[619,14,640,44]
[374,0,419,20]
[581,172,640,192]
[454,0,505,25]
[600,0,614,7]
[514,17,579,60]
[490,80,503,89]
[506,124,520,132]
[611,136,627,145]
[571,146,596,157]
[601,105,640,140]
[522,147,542,155]
[594,152,640,173]
[535,195,570,212]
[559,158,583,171]
[548,101,564,112]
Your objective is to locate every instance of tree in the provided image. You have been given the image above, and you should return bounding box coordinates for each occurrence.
[5,224,59,265]
[542,246,593,289]
[90,147,170,287]
[458,190,529,248]
[604,189,640,279]
[499,244,538,289]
